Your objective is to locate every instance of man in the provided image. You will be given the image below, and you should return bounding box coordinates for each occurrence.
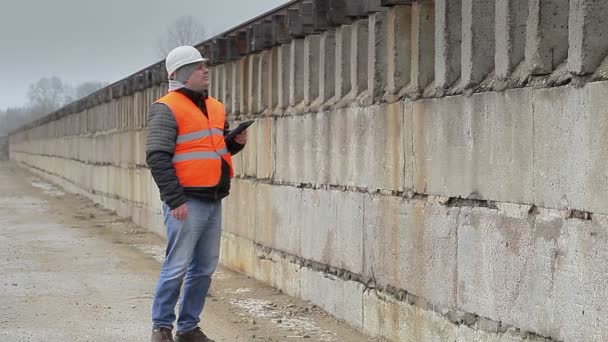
[146,45,248,342]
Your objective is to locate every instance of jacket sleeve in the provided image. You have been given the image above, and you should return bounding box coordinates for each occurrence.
[224,120,246,155]
[145,103,187,209]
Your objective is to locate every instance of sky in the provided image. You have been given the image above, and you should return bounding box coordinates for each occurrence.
[0,0,288,110]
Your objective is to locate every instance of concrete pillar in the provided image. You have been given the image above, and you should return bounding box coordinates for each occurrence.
[248,55,259,114]
[257,51,269,113]
[231,61,240,115]
[386,5,412,96]
[495,0,528,79]
[239,57,249,115]
[304,35,321,105]
[462,0,495,88]
[270,47,279,109]
[290,39,305,107]
[351,19,369,97]
[223,64,232,114]
[278,44,291,109]
[409,0,435,92]
[318,30,336,104]
[219,65,227,106]
[526,0,570,75]
[368,10,388,100]
[568,0,608,75]
[335,25,352,100]
[213,67,220,99]
[435,0,461,89]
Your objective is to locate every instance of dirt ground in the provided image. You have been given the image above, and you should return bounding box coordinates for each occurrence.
[0,161,383,342]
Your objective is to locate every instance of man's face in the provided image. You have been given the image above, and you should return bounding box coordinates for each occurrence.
[185,62,209,92]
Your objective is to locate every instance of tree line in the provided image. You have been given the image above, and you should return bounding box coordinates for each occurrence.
[0,78,108,136]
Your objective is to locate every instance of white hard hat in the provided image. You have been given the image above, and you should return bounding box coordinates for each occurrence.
[165,46,208,77]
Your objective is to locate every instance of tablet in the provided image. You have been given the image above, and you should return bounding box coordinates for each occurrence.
[225,120,255,141]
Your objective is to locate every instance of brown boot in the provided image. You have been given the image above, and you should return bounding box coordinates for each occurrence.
[175,327,214,342]
[151,327,174,342]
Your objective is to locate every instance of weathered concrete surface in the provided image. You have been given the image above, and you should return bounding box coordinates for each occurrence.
[495,0,528,78]
[532,83,608,214]
[458,205,608,342]
[413,89,535,205]
[0,162,382,342]
[568,0,608,75]
[0,136,8,160]
[526,0,570,75]
[434,0,462,90]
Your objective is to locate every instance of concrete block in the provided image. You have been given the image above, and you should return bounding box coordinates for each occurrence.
[495,0,528,79]
[413,88,534,204]
[270,47,279,109]
[247,55,258,114]
[368,10,388,100]
[255,116,273,179]
[362,289,493,342]
[300,189,364,274]
[271,15,290,45]
[256,51,269,113]
[219,231,255,275]
[223,178,256,240]
[230,61,240,115]
[222,63,232,114]
[568,0,608,75]
[533,83,608,215]
[287,115,306,183]
[303,35,320,105]
[350,19,369,97]
[408,0,435,93]
[462,0,495,87]
[435,0,462,89]
[300,111,329,185]
[269,185,302,256]
[457,206,608,342]
[355,103,408,190]
[269,256,301,299]
[525,0,570,75]
[334,25,352,100]
[272,116,288,182]
[240,121,257,177]
[277,44,290,109]
[289,39,305,107]
[386,5,412,95]
[300,268,364,329]
[364,195,459,308]
[239,58,249,114]
[317,31,336,104]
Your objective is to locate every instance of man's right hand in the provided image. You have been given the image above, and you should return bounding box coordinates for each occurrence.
[171,203,188,221]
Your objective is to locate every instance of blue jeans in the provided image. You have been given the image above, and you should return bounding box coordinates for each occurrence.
[152,197,222,333]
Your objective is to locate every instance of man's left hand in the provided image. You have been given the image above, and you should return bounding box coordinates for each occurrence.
[234,130,248,145]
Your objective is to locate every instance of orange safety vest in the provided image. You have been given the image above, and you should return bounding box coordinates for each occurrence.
[155,91,234,188]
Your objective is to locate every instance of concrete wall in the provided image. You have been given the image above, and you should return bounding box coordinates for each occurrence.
[9,1,608,341]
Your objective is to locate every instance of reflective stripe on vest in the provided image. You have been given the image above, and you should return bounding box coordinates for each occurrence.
[155,91,235,188]
[176,128,224,144]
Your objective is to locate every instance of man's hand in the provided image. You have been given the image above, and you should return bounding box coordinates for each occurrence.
[171,203,188,221]
[234,130,248,145]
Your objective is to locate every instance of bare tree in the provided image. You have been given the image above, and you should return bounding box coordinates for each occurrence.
[157,15,207,58]
[27,76,72,115]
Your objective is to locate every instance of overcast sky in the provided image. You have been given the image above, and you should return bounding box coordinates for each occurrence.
[0,0,287,110]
